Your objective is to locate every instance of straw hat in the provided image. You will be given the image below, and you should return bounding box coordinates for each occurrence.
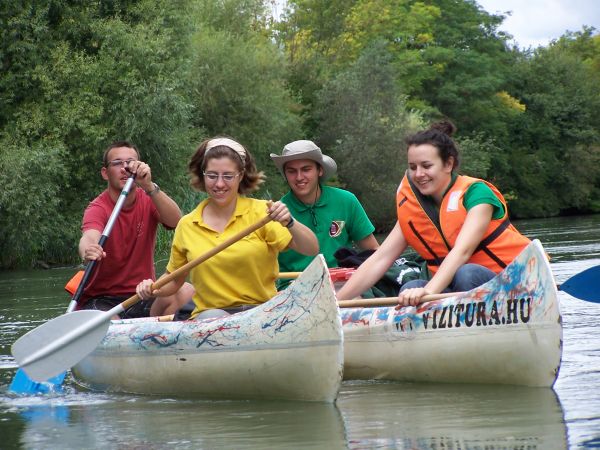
[270,140,337,181]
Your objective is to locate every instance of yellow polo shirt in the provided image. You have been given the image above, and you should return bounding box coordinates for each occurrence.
[166,196,292,317]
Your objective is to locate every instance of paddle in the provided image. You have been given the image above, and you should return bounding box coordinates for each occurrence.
[559,265,600,302]
[338,292,457,308]
[278,272,302,279]
[8,175,137,394]
[337,265,600,308]
[11,215,273,383]
[161,262,600,313]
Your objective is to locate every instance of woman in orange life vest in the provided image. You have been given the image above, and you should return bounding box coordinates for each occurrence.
[337,121,530,307]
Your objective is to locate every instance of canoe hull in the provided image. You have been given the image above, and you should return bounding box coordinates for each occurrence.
[76,343,341,401]
[72,255,344,402]
[341,239,562,387]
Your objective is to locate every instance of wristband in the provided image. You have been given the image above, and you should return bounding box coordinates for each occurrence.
[285,216,295,229]
[145,183,160,197]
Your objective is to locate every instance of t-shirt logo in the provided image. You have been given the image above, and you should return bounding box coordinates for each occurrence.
[329,221,345,238]
[447,190,462,212]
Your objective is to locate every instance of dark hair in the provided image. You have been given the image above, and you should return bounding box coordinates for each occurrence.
[406,120,460,170]
[189,136,265,194]
[283,159,321,174]
[103,140,140,167]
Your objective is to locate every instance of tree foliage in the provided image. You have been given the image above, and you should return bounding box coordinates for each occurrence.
[0,138,69,267]
[278,0,516,129]
[501,38,600,216]
[186,27,302,195]
[1,0,599,267]
[0,0,302,268]
[314,42,423,228]
[0,0,197,267]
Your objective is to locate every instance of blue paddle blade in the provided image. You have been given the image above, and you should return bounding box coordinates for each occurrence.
[560,265,600,303]
[8,368,65,395]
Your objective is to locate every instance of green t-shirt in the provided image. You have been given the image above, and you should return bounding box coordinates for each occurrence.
[278,185,375,275]
[463,182,505,219]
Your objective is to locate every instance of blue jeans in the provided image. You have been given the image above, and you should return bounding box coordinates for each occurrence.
[400,263,495,293]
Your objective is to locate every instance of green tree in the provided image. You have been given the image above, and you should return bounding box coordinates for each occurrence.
[278,0,515,136]
[314,42,423,228]
[503,40,600,217]
[0,0,196,267]
[186,3,303,197]
[0,138,69,267]
[553,26,600,73]
[417,0,516,136]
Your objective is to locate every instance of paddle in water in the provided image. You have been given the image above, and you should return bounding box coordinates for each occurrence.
[11,216,273,383]
[559,265,600,302]
[8,175,136,394]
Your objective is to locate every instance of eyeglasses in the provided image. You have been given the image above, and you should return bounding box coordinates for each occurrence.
[107,158,137,168]
[203,172,240,183]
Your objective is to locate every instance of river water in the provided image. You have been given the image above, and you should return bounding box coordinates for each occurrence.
[1,215,599,449]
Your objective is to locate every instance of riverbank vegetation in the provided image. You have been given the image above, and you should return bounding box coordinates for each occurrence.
[1,0,599,268]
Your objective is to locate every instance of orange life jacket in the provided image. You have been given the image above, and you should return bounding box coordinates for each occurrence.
[396,173,530,274]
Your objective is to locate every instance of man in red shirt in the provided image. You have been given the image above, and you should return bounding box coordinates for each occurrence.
[78,141,193,318]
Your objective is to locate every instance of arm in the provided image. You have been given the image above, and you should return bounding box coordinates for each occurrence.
[349,195,379,251]
[128,160,182,228]
[268,201,319,256]
[337,223,407,300]
[356,233,379,251]
[136,271,186,300]
[287,221,319,255]
[147,188,182,229]
[79,229,105,262]
[398,203,493,306]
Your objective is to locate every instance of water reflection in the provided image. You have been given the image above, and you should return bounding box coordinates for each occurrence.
[0,266,74,373]
[2,390,347,450]
[338,381,567,449]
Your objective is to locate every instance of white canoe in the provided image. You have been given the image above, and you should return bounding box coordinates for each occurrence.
[340,239,562,387]
[72,255,344,402]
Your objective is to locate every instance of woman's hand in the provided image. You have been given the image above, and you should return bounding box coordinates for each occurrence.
[267,200,294,228]
[136,279,158,300]
[267,200,318,255]
[396,287,430,309]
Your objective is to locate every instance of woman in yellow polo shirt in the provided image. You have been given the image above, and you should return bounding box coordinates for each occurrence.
[136,137,318,320]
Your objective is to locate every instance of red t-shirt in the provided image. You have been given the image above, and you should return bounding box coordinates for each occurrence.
[80,188,161,304]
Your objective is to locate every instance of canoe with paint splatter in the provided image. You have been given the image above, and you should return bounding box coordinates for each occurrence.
[340,239,562,387]
[72,255,343,402]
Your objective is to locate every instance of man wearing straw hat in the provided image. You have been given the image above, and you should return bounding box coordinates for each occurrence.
[271,140,379,285]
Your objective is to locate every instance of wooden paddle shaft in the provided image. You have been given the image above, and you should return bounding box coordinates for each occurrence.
[277,272,301,279]
[278,272,466,308]
[337,291,464,308]
[121,215,273,310]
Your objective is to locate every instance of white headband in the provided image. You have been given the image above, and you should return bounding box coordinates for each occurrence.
[205,138,246,165]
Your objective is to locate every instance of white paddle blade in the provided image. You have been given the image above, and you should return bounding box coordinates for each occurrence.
[11,310,111,382]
